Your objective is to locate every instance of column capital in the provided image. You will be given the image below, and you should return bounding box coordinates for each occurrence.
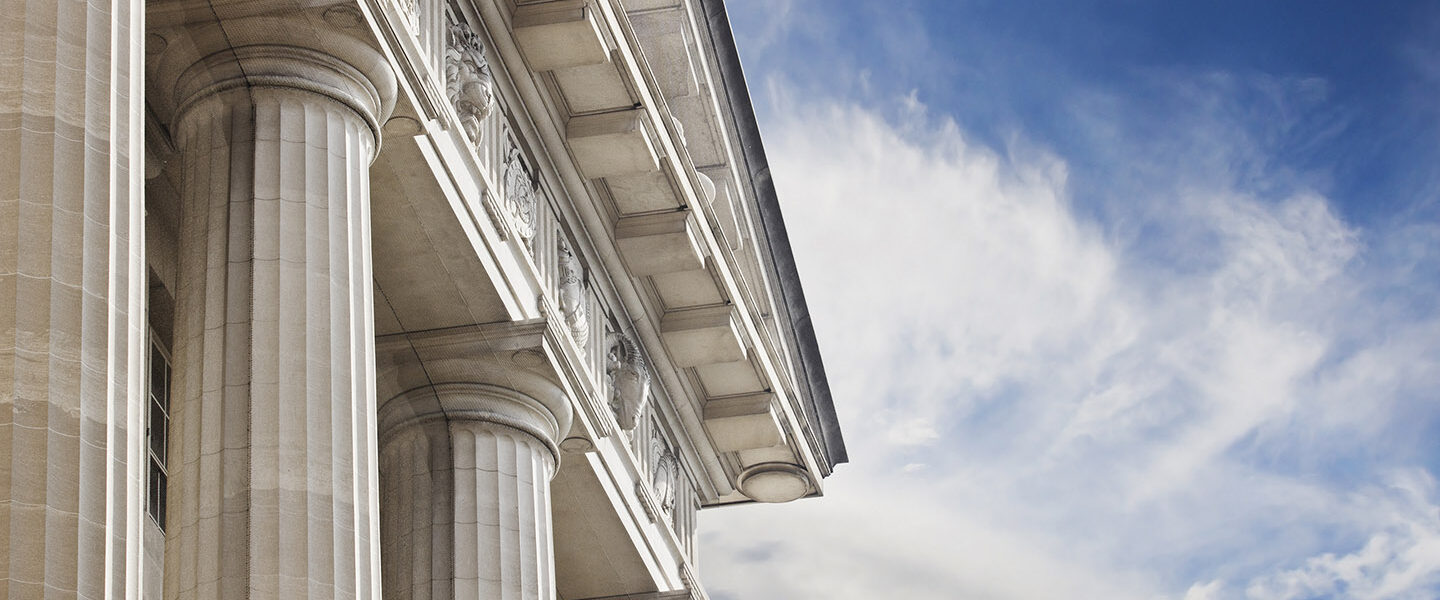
[376,322,578,452]
[381,381,568,465]
[149,8,399,151]
[378,349,575,459]
[171,42,396,149]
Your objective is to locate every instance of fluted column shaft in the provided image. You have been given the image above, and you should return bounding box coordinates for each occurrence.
[165,45,390,600]
[0,0,147,594]
[379,380,570,600]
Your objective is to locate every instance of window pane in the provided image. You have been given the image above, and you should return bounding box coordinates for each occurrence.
[145,333,171,532]
[147,458,164,529]
[156,466,167,530]
[149,401,166,460]
[150,344,164,396]
[159,355,169,411]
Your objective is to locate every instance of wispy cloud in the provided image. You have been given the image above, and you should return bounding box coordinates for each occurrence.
[1200,470,1440,600]
[698,70,1440,599]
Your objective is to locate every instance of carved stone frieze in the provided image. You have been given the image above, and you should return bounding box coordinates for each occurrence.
[557,238,589,345]
[445,21,494,144]
[606,332,650,431]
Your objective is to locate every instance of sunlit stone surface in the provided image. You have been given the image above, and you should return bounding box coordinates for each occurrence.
[0,0,845,598]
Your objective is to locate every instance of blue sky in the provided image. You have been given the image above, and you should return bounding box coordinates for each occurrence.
[697,2,1440,599]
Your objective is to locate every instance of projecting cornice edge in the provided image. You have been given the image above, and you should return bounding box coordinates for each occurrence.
[693,0,847,469]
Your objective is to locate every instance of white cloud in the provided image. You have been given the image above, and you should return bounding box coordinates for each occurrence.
[1241,471,1440,600]
[698,77,1440,600]
[703,476,1160,600]
[1187,580,1228,600]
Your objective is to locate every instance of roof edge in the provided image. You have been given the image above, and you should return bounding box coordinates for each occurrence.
[695,0,847,468]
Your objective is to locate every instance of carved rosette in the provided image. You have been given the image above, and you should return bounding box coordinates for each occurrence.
[606,332,650,431]
[503,145,539,246]
[557,239,589,346]
[445,21,494,145]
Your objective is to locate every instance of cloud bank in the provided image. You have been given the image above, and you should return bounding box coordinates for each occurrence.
[697,77,1440,599]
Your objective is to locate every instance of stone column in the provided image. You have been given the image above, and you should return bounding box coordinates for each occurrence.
[164,42,394,599]
[378,357,573,600]
[0,0,147,594]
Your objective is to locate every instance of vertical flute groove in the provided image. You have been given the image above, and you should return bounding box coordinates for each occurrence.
[380,406,560,600]
[0,0,143,591]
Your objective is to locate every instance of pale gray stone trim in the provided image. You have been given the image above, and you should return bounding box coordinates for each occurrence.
[695,0,848,468]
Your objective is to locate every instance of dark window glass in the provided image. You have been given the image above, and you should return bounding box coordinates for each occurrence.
[146,334,170,531]
[148,400,166,461]
[147,458,166,530]
[150,344,165,402]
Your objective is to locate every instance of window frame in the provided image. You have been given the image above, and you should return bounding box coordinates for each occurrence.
[145,329,172,531]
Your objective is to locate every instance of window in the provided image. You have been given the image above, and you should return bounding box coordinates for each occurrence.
[146,334,171,531]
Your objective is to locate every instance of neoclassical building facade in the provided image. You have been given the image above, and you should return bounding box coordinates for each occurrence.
[0,0,845,597]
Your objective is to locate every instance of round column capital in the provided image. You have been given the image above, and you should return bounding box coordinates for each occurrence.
[380,382,569,465]
[171,41,397,148]
[378,353,576,466]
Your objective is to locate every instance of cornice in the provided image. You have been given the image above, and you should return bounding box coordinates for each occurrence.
[693,0,847,469]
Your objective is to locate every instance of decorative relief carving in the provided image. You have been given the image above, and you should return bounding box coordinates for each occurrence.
[649,431,678,514]
[445,21,494,144]
[400,0,419,29]
[502,145,539,246]
[557,239,589,346]
[606,332,650,431]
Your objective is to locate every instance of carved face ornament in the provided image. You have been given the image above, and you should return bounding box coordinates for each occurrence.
[446,23,494,142]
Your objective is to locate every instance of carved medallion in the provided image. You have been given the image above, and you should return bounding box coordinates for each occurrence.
[445,21,494,144]
[503,145,538,246]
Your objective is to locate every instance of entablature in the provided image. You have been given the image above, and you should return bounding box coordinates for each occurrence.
[355,0,843,515]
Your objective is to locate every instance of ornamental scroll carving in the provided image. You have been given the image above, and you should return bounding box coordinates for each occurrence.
[502,145,538,246]
[606,332,650,431]
[445,21,494,144]
[557,239,589,346]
